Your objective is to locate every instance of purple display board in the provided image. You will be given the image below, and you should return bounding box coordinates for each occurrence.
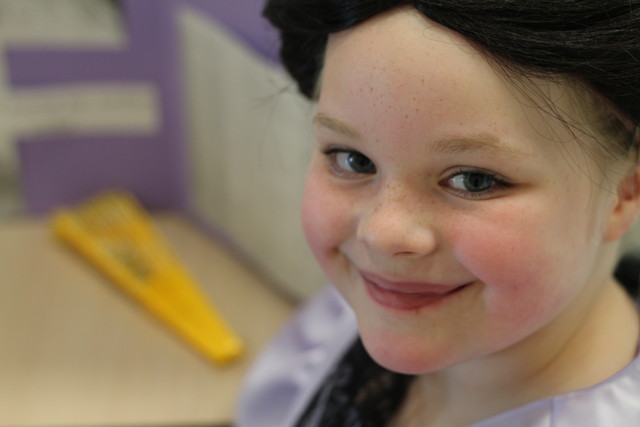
[12,0,276,214]
[182,0,279,61]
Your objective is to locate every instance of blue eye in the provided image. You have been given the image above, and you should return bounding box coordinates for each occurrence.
[449,172,495,192]
[325,149,376,175]
[444,169,510,199]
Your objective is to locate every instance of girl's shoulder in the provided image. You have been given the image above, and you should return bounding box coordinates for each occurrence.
[235,286,358,427]
[473,338,640,427]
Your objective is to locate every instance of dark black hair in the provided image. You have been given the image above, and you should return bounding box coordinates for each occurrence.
[264,0,639,138]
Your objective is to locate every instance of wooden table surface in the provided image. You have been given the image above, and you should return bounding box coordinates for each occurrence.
[0,213,296,426]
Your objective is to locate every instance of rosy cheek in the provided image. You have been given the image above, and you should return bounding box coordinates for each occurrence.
[448,212,561,311]
[301,191,327,264]
[470,221,587,355]
[301,169,350,277]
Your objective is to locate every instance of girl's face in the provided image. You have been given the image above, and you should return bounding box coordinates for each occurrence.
[302,8,623,374]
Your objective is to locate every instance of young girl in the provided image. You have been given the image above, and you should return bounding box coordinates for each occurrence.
[238,1,640,426]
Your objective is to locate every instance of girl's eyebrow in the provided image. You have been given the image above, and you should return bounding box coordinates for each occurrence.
[431,133,531,159]
[313,113,362,139]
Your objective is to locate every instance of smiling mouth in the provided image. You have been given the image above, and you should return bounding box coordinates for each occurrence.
[361,272,470,311]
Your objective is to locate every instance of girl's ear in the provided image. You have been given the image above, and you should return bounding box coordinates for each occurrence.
[604,165,640,241]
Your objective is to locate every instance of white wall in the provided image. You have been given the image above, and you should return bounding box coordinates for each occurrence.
[179,7,326,301]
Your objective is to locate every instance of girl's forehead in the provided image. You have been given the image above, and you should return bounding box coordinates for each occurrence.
[324,8,577,111]
[323,9,575,147]
[325,9,474,90]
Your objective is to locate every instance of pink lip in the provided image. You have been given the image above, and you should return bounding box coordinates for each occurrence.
[360,271,469,311]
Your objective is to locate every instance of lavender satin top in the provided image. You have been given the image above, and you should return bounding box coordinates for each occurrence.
[236,286,640,426]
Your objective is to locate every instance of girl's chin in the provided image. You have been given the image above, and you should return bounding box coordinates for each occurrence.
[359,330,460,375]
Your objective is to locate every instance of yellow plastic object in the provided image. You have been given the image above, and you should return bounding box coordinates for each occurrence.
[51,191,243,365]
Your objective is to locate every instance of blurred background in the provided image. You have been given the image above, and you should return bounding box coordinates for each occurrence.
[0,1,326,425]
[0,0,324,300]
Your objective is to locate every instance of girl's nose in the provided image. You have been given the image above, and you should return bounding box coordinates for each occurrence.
[356,189,438,259]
